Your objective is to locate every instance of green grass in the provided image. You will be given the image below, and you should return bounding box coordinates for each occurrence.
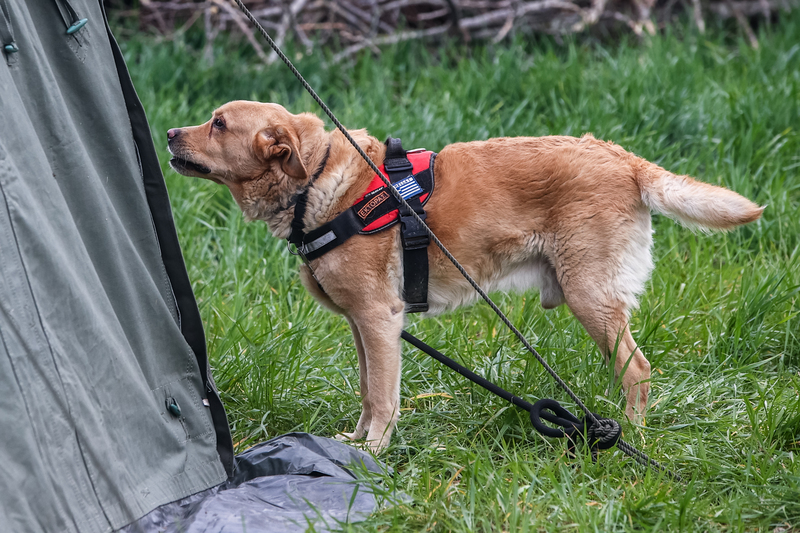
[120,14,800,532]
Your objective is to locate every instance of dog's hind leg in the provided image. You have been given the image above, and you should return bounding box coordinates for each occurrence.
[563,288,651,423]
[614,325,650,424]
[605,321,650,424]
[555,204,654,422]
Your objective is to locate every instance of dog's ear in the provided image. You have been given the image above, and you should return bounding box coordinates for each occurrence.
[255,126,307,180]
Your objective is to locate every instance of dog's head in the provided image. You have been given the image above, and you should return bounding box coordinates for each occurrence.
[167,101,326,220]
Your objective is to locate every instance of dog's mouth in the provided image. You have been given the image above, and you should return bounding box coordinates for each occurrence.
[169,156,212,175]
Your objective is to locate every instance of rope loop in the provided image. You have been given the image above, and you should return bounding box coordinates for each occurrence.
[530,398,583,439]
[530,399,621,451]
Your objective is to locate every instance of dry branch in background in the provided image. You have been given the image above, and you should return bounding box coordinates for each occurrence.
[130,0,797,62]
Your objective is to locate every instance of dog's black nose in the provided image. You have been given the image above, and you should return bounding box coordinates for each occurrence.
[167,128,181,140]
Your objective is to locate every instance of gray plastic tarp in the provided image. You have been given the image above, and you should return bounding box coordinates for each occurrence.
[123,433,389,533]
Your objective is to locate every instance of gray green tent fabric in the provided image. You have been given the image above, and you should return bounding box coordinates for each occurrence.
[0,0,233,531]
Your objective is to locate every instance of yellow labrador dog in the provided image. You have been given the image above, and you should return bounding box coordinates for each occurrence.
[168,100,762,453]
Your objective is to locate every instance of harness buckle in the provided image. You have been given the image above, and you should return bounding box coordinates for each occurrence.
[405,302,429,313]
[400,213,430,250]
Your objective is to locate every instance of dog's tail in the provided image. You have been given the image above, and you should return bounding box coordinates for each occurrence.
[637,163,763,231]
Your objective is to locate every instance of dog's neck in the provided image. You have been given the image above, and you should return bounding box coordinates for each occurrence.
[267,130,385,240]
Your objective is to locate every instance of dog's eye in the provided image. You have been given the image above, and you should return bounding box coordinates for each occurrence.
[212,117,226,131]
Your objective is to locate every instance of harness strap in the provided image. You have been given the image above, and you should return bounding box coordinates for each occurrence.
[287,143,332,247]
[288,192,309,247]
[384,138,430,313]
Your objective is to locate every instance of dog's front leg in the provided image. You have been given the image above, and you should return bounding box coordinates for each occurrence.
[348,304,404,454]
[336,318,371,441]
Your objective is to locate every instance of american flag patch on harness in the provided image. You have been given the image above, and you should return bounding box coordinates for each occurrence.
[394,176,423,199]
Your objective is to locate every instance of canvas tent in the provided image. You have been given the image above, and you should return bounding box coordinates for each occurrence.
[0,1,383,531]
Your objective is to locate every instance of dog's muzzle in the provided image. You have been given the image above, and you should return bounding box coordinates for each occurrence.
[168,155,211,175]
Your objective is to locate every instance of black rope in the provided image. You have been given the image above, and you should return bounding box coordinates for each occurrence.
[401,330,535,412]
[402,331,681,479]
[232,0,680,481]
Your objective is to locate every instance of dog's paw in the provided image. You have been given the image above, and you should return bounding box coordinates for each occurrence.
[624,406,646,427]
[363,430,393,455]
[365,441,388,455]
[335,429,365,442]
[337,430,389,454]
[335,432,378,453]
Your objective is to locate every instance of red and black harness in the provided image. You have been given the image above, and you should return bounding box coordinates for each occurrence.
[288,138,435,313]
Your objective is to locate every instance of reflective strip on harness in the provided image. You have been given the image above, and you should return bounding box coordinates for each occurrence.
[300,230,336,255]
